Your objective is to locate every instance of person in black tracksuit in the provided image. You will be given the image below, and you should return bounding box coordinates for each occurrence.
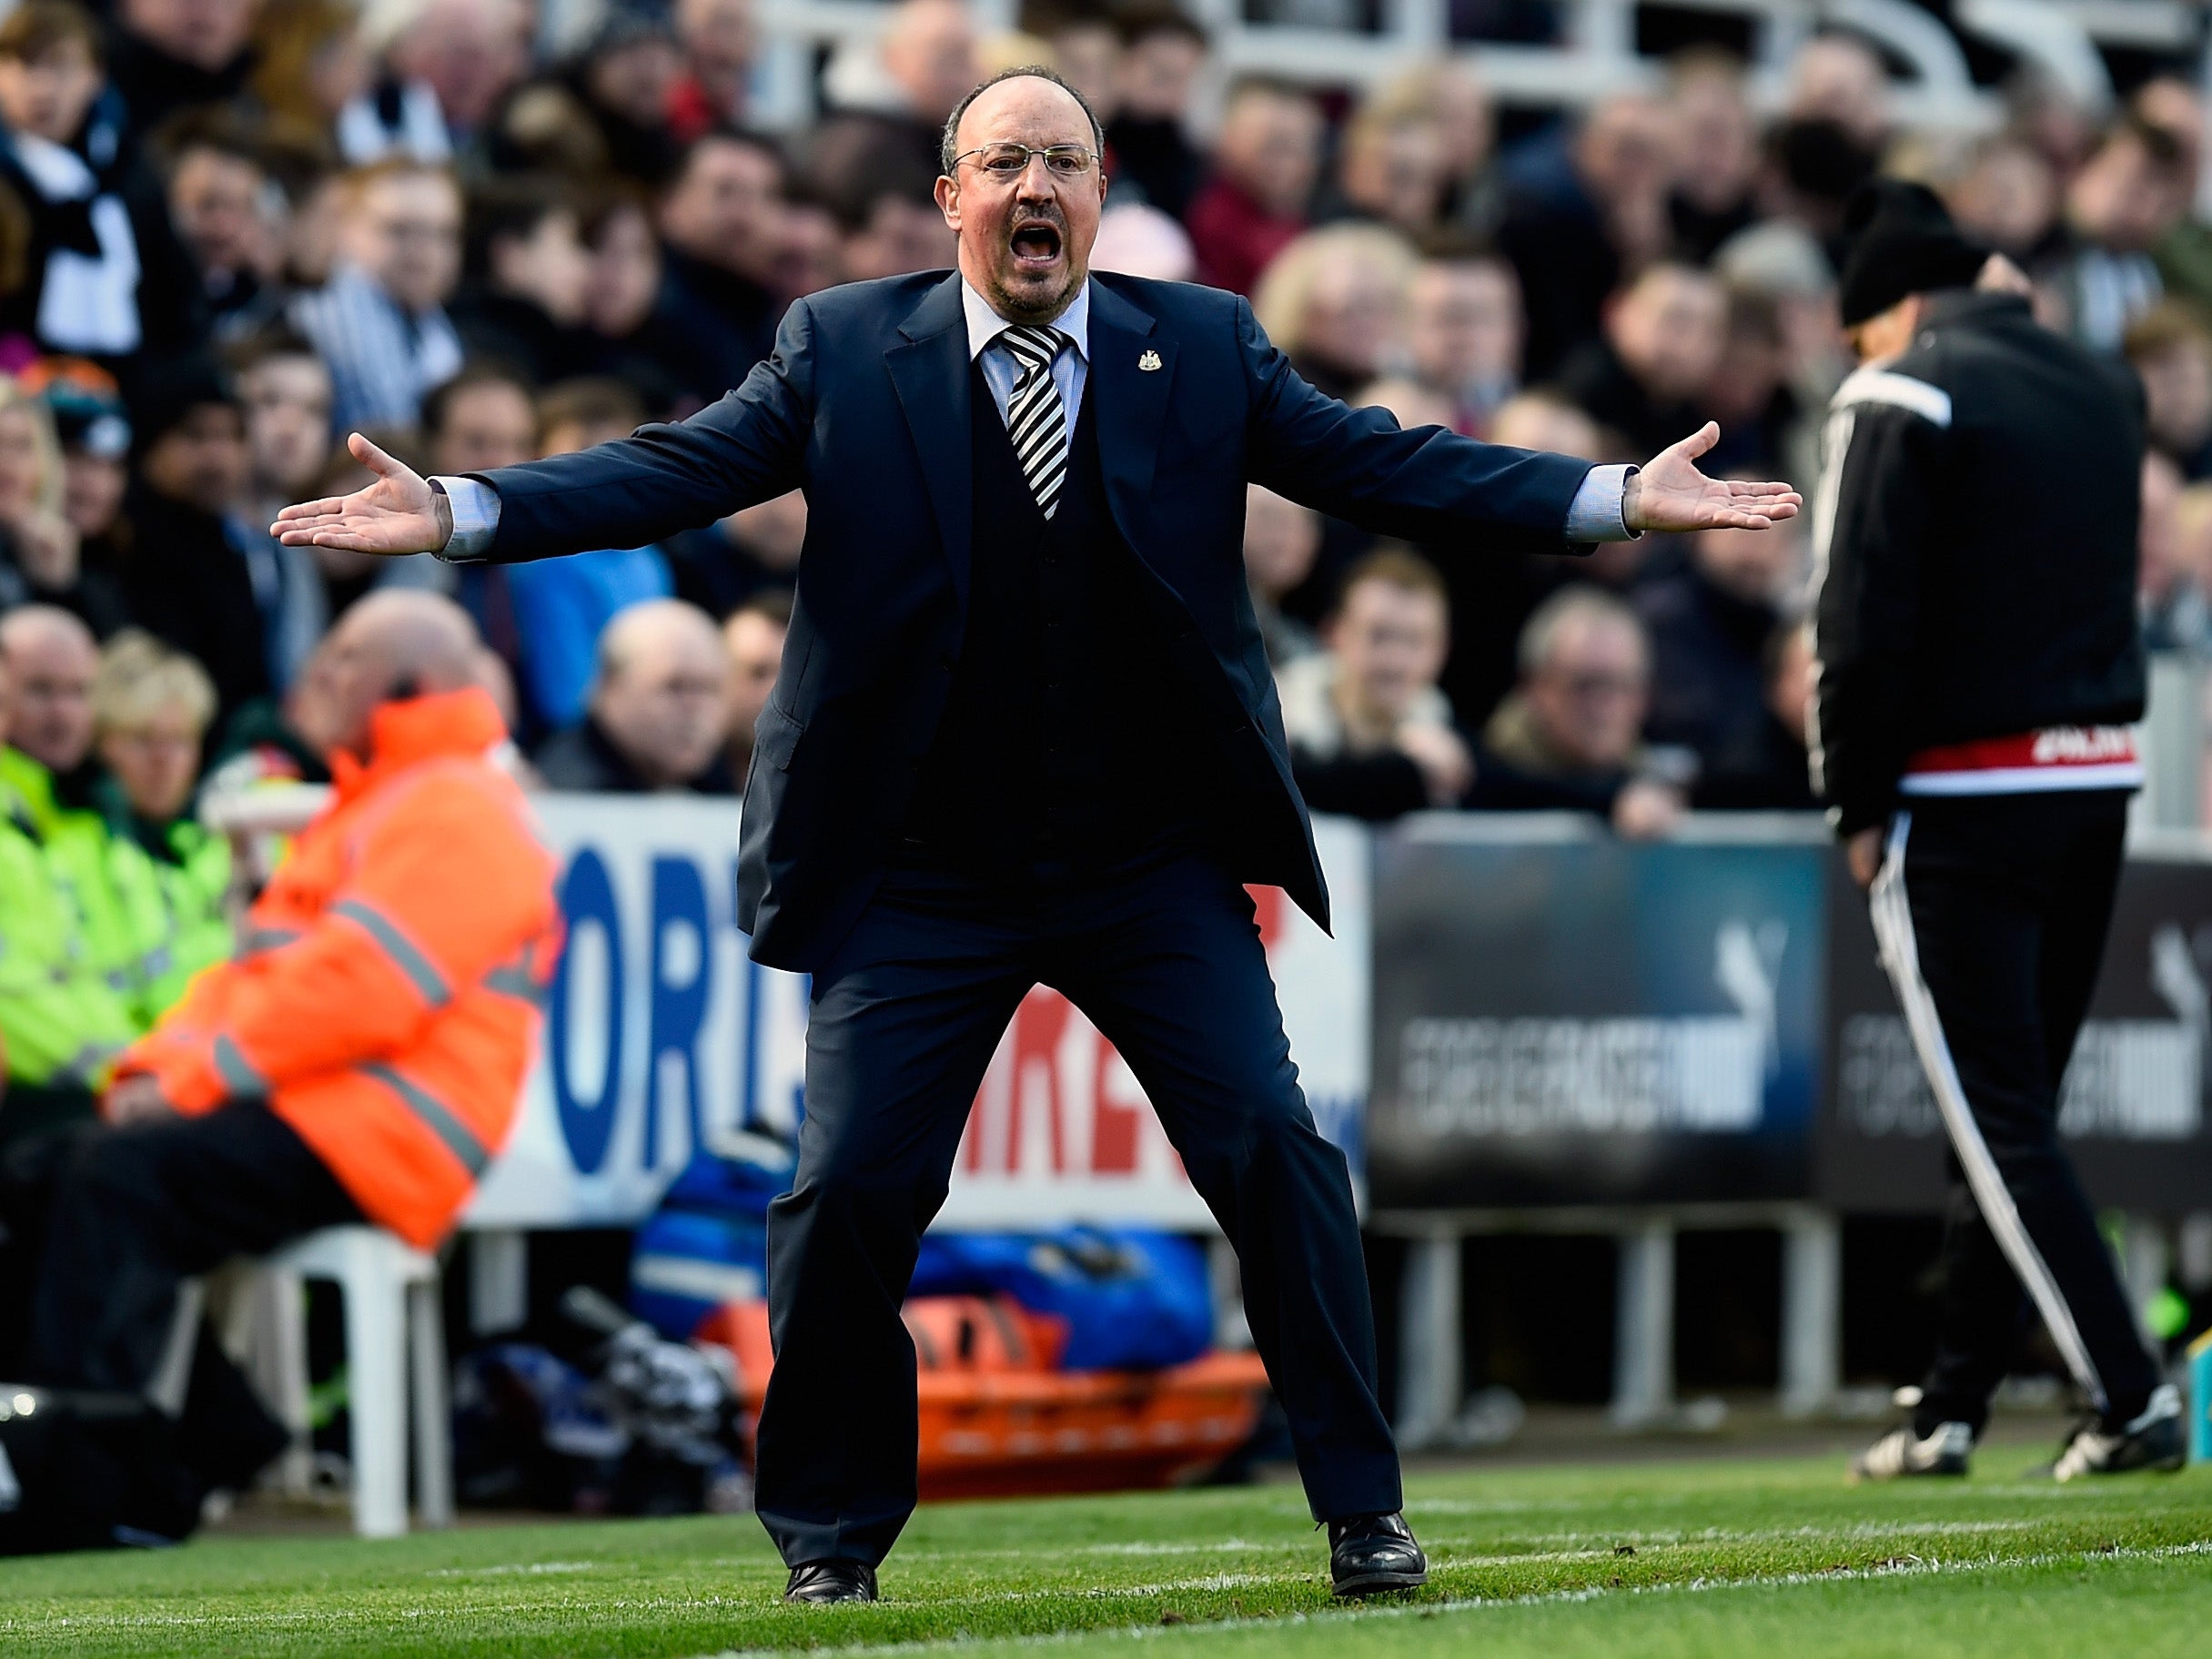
[1815,182,2182,1482]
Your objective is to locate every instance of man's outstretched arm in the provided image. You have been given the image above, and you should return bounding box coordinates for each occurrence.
[1236,297,1800,551]
[276,300,820,563]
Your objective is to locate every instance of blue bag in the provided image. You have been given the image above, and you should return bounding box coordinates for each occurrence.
[627,1137,1214,1372]
[909,1227,1213,1371]
[626,1136,791,1339]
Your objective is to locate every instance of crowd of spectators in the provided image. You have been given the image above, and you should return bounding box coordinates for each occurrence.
[2,0,2211,1108]
[1211,32,2212,832]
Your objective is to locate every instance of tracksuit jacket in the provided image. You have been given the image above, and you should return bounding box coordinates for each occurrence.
[1810,289,2147,835]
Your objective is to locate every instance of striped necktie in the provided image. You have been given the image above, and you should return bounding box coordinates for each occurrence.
[998,324,1067,521]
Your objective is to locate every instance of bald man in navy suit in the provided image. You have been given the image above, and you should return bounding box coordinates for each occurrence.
[278,66,1799,1604]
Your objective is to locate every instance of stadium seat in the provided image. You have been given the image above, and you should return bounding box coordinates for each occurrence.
[264,1227,453,1539]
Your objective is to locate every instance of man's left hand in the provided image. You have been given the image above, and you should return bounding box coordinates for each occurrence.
[106,1074,176,1126]
[1624,422,1803,534]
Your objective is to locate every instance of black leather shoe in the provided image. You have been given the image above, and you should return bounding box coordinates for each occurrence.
[1328,1511,1427,1596]
[783,1561,879,1603]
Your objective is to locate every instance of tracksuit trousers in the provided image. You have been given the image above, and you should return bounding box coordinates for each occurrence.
[1868,791,2162,1434]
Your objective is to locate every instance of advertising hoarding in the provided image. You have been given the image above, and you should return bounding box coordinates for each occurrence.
[1820,848,2212,1212]
[466,798,1371,1230]
[1369,819,1826,1209]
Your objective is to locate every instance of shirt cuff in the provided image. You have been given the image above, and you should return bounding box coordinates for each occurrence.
[430,475,501,563]
[1564,463,1640,544]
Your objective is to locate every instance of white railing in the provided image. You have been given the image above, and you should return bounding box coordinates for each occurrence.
[744,0,2212,137]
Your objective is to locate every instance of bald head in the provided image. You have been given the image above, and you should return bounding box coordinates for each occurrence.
[322,590,486,758]
[339,590,480,689]
[599,598,722,683]
[884,0,978,123]
[592,599,730,790]
[0,604,96,663]
[0,605,98,773]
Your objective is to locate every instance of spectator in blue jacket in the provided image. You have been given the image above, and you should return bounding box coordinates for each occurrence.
[504,377,673,730]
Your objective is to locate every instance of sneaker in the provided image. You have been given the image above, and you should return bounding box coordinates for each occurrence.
[1849,1420,1974,1482]
[2042,1384,2186,1482]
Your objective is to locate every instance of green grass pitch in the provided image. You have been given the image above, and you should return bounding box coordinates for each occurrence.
[4,1445,2209,1658]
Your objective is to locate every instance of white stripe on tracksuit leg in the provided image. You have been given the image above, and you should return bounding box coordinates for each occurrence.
[1866,811,2109,1411]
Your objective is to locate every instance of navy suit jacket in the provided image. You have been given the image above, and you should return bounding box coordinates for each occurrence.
[471,270,1594,969]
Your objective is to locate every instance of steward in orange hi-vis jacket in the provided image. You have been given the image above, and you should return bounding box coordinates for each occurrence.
[8,599,558,1521]
[116,683,562,1249]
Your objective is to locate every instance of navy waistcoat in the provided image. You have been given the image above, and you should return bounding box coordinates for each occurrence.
[903,356,1217,865]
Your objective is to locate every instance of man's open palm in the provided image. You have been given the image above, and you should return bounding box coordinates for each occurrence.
[1625,422,1803,535]
[272,433,450,555]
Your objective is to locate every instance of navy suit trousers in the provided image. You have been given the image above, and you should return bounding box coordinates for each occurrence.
[753,845,1401,1567]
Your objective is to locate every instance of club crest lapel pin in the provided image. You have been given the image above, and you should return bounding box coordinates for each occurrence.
[1138,349,1162,372]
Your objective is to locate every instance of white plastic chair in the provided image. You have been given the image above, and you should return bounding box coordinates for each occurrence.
[264,1226,453,1538]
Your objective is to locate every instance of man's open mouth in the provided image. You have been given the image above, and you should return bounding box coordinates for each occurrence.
[1010,221,1063,269]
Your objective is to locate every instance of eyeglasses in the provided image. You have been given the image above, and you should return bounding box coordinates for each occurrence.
[953,143,1098,180]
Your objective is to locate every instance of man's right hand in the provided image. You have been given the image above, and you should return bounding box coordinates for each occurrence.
[272,433,452,555]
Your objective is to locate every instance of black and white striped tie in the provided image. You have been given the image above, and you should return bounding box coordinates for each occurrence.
[999,324,1067,520]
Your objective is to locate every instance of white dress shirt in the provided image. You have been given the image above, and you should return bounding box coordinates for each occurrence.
[433,278,1634,561]
[962,278,1089,453]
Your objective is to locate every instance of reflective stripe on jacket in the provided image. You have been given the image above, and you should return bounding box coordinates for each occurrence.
[99,816,232,1025]
[116,688,561,1248]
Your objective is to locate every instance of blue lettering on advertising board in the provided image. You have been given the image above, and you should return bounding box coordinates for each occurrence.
[644,855,712,1167]
[550,846,624,1174]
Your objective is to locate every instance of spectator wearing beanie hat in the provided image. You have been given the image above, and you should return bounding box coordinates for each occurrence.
[1833,177,1990,336]
[22,356,133,572]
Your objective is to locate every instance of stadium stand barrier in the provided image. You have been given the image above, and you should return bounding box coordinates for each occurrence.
[207,775,2212,1479]
[729,0,2212,139]
[439,797,2212,1446]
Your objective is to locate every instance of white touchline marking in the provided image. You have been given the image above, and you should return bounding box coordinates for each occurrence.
[6,1529,2199,1640]
[903,1514,2055,1569]
[921,1520,2086,1593]
[896,1540,1275,1563]
[425,1560,603,1577]
[674,1540,2212,1659]
[963,1573,1293,1605]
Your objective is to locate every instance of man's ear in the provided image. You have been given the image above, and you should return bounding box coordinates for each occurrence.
[934,173,961,230]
